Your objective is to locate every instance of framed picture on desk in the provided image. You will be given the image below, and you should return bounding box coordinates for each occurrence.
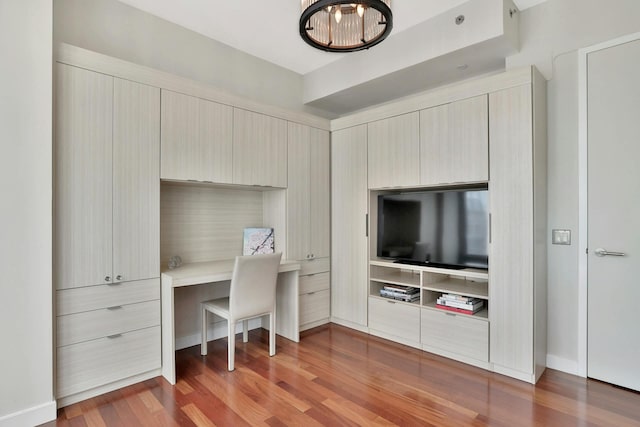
[243,227,275,255]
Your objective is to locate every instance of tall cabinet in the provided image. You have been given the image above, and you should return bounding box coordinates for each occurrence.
[331,125,369,328]
[287,123,331,331]
[54,63,161,405]
[489,78,547,383]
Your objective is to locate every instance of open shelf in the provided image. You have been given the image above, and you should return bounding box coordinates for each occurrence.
[370,258,488,280]
[370,266,420,288]
[422,278,488,300]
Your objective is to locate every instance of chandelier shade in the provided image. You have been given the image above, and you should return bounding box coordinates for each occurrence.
[299,0,393,52]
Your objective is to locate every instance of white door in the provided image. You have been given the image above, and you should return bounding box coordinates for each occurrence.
[587,38,640,391]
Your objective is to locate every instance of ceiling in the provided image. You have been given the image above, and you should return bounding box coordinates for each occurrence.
[116,0,548,75]
[115,0,548,115]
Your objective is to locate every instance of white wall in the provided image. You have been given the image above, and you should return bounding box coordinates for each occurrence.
[0,1,56,426]
[53,0,334,119]
[506,0,640,374]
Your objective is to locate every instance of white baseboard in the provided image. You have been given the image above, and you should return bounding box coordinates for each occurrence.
[546,354,580,376]
[0,400,57,427]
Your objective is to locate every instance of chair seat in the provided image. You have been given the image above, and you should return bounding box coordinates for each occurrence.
[202,297,230,318]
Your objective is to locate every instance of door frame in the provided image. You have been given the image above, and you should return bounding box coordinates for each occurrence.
[577,31,640,378]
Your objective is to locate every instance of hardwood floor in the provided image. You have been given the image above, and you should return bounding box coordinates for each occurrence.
[44,324,640,426]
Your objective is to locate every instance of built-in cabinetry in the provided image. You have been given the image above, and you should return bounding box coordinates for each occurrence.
[367,112,420,188]
[488,81,547,382]
[331,125,369,329]
[287,123,331,330]
[233,109,287,188]
[330,67,547,384]
[160,90,233,183]
[54,63,161,405]
[368,261,490,368]
[420,95,488,185]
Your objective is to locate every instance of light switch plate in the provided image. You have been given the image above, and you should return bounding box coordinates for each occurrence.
[552,229,571,245]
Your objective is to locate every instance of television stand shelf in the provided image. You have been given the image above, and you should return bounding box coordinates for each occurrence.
[367,259,490,368]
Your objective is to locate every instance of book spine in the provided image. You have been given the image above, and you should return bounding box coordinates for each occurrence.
[440,294,480,303]
[383,285,418,294]
[380,289,419,302]
[435,304,479,315]
[436,298,483,310]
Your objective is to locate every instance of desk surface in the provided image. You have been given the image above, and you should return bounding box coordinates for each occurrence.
[161,259,301,288]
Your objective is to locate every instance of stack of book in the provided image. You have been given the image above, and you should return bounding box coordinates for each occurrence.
[436,293,484,314]
[379,284,420,303]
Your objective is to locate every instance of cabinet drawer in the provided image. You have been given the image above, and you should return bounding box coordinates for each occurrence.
[57,300,160,347]
[421,308,488,362]
[57,278,159,315]
[300,289,330,325]
[299,272,330,295]
[57,326,161,398]
[299,257,330,276]
[368,297,420,343]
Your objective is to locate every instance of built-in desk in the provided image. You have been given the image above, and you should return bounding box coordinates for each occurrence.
[161,259,300,384]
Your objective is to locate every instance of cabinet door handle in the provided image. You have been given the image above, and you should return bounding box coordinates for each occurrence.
[104,276,111,282]
[365,214,369,237]
[116,275,124,281]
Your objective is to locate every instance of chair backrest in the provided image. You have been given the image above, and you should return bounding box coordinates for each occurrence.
[228,252,282,320]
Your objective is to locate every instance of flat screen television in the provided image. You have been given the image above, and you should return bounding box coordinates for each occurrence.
[377,187,489,269]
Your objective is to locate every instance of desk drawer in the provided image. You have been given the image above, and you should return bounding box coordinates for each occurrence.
[299,257,330,276]
[299,272,330,295]
[421,308,488,362]
[300,289,330,325]
[57,278,159,316]
[57,326,160,398]
[369,297,420,343]
[57,300,160,347]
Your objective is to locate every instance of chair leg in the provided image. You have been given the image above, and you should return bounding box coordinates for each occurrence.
[242,319,249,343]
[269,311,276,356]
[201,306,208,356]
[227,320,235,371]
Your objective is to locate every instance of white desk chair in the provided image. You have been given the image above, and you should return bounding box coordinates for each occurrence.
[200,252,282,371]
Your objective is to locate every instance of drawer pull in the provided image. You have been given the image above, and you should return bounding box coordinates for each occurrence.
[387,300,396,304]
[107,305,123,311]
[307,292,316,296]
[445,312,457,317]
[107,334,123,339]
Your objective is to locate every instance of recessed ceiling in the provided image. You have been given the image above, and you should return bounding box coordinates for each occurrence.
[116,0,548,76]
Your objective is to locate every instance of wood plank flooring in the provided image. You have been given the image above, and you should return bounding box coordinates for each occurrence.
[44,324,640,426]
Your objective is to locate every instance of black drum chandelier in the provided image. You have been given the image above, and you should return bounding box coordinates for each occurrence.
[299,0,393,52]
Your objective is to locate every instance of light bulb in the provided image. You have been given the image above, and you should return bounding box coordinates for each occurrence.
[334,6,342,23]
[326,5,332,13]
[357,4,365,17]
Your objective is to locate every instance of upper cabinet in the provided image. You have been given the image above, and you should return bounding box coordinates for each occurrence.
[55,64,160,289]
[367,112,420,188]
[160,90,233,183]
[287,123,330,261]
[420,95,489,185]
[233,109,287,188]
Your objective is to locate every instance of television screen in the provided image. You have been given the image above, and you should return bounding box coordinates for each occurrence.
[377,187,489,269]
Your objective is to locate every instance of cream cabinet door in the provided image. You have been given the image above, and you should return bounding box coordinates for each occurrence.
[113,78,161,283]
[309,127,330,259]
[160,90,233,183]
[331,125,368,327]
[233,109,287,187]
[287,122,311,260]
[367,112,420,188]
[489,85,534,375]
[420,95,488,185]
[287,124,330,261]
[55,64,113,289]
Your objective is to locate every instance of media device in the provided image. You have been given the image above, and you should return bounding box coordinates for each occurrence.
[377,187,489,269]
